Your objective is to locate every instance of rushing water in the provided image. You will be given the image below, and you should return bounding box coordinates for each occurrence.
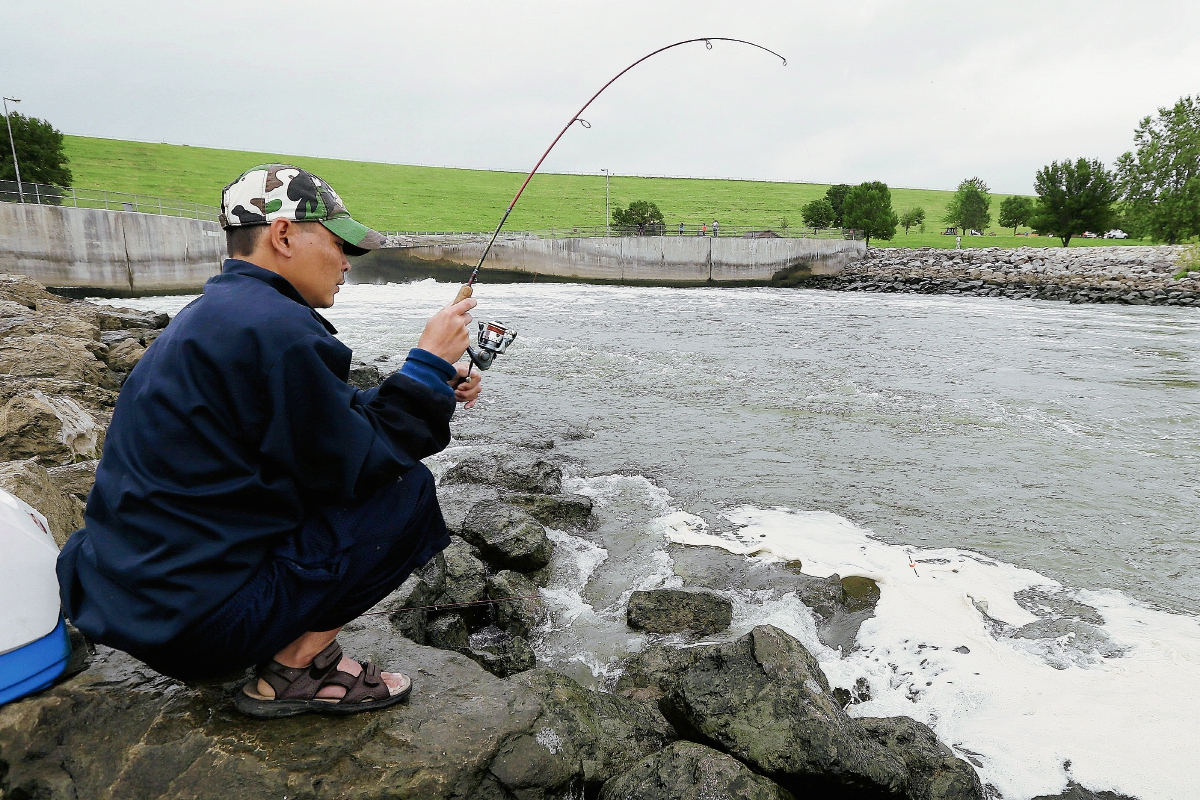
[119,280,1200,800]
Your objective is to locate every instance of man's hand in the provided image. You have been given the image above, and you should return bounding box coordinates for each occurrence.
[417,298,476,363]
[451,363,482,408]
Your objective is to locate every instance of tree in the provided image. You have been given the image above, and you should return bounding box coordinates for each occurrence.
[942,177,992,234]
[998,196,1035,234]
[801,198,835,229]
[898,207,925,234]
[1030,158,1118,247]
[842,181,898,247]
[825,184,851,227]
[610,200,664,234]
[0,112,72,190]
[1115,95,1200,244]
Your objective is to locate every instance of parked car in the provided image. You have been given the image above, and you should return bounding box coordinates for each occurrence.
[943,227,958,235]
[1082,231,1098,238]
[968,229,982,236]
[1104,229,1129,239]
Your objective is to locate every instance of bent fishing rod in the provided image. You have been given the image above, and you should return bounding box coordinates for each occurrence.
[454,37,787,375]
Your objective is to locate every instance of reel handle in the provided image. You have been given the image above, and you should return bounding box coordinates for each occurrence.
[453,284,474,304]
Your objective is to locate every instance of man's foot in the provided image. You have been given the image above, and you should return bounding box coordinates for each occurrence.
[235,640,412,719]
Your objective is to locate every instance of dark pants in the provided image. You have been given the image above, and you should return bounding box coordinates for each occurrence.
[144,465,449,681]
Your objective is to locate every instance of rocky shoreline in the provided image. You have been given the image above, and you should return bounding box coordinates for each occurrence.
[786,245,1199,307]
[0,275,1130,800]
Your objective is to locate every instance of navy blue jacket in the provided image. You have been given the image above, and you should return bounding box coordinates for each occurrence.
[57,260,457,653]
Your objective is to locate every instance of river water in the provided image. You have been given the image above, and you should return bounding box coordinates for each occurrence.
[120,280,1200,800]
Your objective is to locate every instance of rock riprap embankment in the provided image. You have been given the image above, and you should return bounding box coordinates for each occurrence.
[1,274,991,800]
[790,245,1200,306]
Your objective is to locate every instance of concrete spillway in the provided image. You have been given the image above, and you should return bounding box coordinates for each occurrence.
[0,204,223,296]
[351,234,865,287]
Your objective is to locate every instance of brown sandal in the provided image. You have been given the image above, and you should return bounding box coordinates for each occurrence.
[234,640,411,719]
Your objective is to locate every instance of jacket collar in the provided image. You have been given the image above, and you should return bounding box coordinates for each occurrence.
[220,259,338,335]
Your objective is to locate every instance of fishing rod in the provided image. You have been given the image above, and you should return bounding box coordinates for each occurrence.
[455,37,787,375]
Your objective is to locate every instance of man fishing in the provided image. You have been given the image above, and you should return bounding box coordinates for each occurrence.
[57,165,480,718]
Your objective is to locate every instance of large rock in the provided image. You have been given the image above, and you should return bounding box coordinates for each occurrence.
[466,626,537,677]
[598,741,795,800]
[0,273,66,309]
[0,300,100,341]
[1030,783,1136,800]
[93,305,169,331]
[488,570,547,638]
[858,716,983,800]
[627,588,733,635]
[503,492,593,528]
[105,337,147,374]
[0,618,584,800]
[347,361,385,390]
[0,334,111,386]
[616,625,909,798]
[0,459,85,545]
[461,503,554,572]
[442,452,563,495]
[0,390,105,464]
[370,553,447,645]
[45,459,99,501]
[0,377,118,420]
[432,536,489,626]
[516,668,677,794]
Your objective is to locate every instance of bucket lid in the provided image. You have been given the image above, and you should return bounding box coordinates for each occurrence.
[0,489,62,655]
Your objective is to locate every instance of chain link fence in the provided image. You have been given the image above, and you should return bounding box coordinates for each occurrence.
[0,180,220,222]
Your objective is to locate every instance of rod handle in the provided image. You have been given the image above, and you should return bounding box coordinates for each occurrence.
[453,284,474,304]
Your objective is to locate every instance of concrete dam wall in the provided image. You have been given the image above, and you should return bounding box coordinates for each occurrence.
[351,234,865,287]
[0,203,223,296]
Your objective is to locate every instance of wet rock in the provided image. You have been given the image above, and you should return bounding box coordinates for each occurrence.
[626,588,732,635]
[94,306,167,330]
[616,625,908,798]
[104,337,146,375]
[488,569,547,638]
[504,491,594,528]
[426,612,470,652]
[440,451,497,486]
[461,502,554,572]
[347,360,384,390]
[797,573,882,652]
[0,390,105,465]
[46,459,98,501]
[433,536,489,626]
[498,455,563,494]
[516,668,677,794]
[1030,783,1136,800]
[858,716,983,800]
[0,334,111,387]
[467,625,536,677]
[371,553,447,645]
[435,482,500,536]
[598,741,795,800]
[0,459,85,545]
[0,621,583,800]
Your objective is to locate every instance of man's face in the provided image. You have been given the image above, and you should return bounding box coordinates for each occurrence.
[281,222,350,308]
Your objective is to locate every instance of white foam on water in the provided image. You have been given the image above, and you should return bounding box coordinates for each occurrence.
[664,506,1200,800]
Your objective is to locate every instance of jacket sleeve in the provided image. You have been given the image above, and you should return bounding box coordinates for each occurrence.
[260,334,455,501]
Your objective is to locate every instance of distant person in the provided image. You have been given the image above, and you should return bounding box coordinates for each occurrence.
[713,219,719,237]
[679,222,684,236]
[702,223,707,236]
[956,235,962,250]
[58,164,482,719]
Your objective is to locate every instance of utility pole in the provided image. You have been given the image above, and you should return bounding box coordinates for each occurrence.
[3,97,23,203]
[601,169,610,235]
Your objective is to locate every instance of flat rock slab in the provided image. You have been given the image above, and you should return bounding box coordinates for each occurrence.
[626,589,733,635]
[598,741,795,800]
[0,617,583,800]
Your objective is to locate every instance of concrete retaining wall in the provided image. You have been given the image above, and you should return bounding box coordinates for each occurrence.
[354,235,864,287]
[0,203,223,295]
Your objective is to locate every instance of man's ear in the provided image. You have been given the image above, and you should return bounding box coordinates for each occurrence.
[266,218,293,259]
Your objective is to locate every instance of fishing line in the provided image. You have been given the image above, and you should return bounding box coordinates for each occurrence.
[360,593,544,616]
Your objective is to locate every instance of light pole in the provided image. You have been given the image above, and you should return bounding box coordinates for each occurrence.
[601,169,610,235]
[3,97,23,203]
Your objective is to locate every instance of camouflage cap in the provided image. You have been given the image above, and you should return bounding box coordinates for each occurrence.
[219,164,384,256]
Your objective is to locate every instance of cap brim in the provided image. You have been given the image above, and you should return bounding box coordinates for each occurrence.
[323,215,385,257]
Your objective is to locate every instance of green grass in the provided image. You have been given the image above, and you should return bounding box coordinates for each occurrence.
[62,136,1148,248]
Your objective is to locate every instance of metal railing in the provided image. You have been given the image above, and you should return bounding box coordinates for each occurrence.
[0,180,220,222]
[380,224,860,243]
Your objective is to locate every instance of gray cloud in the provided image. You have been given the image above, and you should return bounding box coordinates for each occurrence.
[4,0,1197,194]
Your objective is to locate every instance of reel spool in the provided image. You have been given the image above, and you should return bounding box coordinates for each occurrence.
[467,321,517,371]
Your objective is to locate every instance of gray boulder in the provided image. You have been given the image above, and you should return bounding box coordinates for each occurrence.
[503,491,593,528]
[466,626,536,677]
[598,741,795,800]
[627,588,732,635]
[461,502,554,572]
[370,553,447,645]
[347,361,384,390]
[443,451,563,495]
[431,536,490,628]
[426,612,470,652]
[488,570,547,638]
[1031,783,1136,800]
[0,389,105,465]
[616,625,909,798]
[858,716,983,800]
[516,668,677,794]
[0,459,85,545]
[0,618,583,800]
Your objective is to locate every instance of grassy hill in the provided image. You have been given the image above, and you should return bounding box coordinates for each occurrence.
[62,136,1133,248]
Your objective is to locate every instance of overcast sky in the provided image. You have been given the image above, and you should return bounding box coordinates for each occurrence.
[5,1,1198,194]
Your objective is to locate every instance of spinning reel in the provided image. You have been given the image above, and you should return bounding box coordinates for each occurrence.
[466,320,517,373]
